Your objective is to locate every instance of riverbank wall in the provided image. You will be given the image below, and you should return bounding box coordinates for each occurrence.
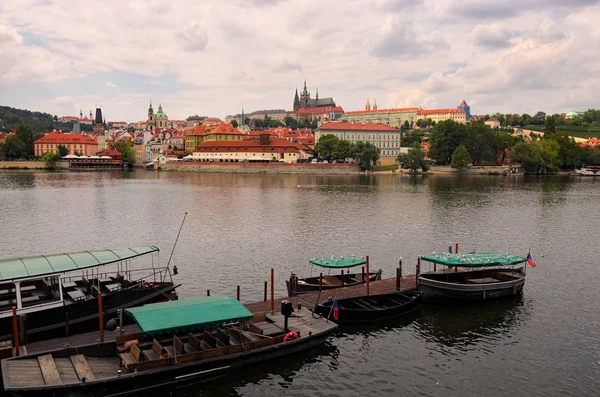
[161,161,362,174]
[0,161,68,170]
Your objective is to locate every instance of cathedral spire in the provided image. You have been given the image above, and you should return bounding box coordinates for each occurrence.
[365,98,371,111]
[373,98,378,111]
[293,88,301,112]
[302,80,308,95]
[316,87,319,101]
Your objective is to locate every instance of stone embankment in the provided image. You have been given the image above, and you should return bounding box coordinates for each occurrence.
[161,161,362,174]
[0,161,68,170]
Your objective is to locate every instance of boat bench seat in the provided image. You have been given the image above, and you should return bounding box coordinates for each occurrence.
[142,339,169,361]
[119,343,141,369]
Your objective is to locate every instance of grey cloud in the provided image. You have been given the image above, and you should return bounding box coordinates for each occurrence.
[271,61,302,74]
[372,0,424,12]
[472,24,514,49]
[177,22,208,52]
[0,24,23,45]
[529,19,567,44]
[371,21,449,58]
[449,0,599,19]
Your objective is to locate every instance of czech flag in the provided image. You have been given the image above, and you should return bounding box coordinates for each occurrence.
[333,299,339,321]
[526,252,536,268]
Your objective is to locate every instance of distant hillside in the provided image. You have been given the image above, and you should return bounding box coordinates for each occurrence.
[0,106,55,133]
[524,125,600,139]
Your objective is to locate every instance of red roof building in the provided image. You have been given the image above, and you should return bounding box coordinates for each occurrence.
[34,131,98,156]
[296,106,344,121]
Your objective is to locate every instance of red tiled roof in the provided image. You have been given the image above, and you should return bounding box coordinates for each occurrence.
[459,100,468,106]
[194,137,309,153]
[204,117,222,122]
[417,109,465,115]
[296,106,344,115]
[345,107,420,115]
[35,131,97,144]
[188,123,242,136]
[317,122,399,131]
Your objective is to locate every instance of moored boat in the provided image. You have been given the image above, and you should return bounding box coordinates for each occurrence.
[571,166,600,176]
[287,256,382,296]
[1,295,337,396]
[418,252,527,301]
[0,246,178,344]
[313,290,422,324]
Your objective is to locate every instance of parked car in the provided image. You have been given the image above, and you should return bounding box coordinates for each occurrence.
[311,159,318,163]
[323,160,329,164]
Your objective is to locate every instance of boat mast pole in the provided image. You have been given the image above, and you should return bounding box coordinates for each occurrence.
[161,212,187,283]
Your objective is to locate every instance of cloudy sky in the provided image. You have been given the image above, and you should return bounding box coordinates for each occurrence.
[1,0,599,122]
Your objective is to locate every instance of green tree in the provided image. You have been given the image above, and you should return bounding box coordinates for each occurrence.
[43,151,61,169]
[398,143,429,172]
[2,135,26,158]
[511,140,560,174]
[332,139,355,161]
[451,144,472,169]
[403,120,410,130]
[15,123,39,158]
[314,134,339,160]
[428,120,468,165]
[111,139,136,165]
[230,120,238,128]
[544,115,556,134]
[57,144,69,157]
[284,117,298,130]
[464,123,499,165]
[354,141,380,170]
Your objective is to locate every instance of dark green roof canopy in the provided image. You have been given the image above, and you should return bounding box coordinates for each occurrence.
[310,256,366,269]
[125,296,253,336]
[0,246,159,282]
[420,252,526,268]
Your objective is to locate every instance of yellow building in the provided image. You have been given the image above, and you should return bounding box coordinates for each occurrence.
[134,142,147,164]
[185,123,243,151]
[417,108,466,123]
[344,107,420,129]
[191,134,309,163]
[315,121,401,159]
[34,131,98,157]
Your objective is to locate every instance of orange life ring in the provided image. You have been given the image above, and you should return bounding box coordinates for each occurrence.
[283,331,299,342]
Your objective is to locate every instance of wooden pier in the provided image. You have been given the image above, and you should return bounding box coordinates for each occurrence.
[20,275,416,355]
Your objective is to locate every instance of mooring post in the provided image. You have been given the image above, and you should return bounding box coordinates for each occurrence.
[366,255,370,296]
[397,258,402,291]
[65,312,70,337]
[12,307,19,357]
[98,292,104,343]
[270,268,274,314]
[416,256,421,289]
[207,289,210,296]
[455,242,459,253]
[237,285,240,301]
[319,273,323,292]
[361,266,365,283]
[341,269,344,287]
[263,281,268,302]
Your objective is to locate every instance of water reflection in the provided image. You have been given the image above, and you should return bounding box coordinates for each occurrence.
[0,171,37,189]
[414,295,528,350]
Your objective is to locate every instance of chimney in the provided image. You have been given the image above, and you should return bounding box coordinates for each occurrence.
[259,133,270,145]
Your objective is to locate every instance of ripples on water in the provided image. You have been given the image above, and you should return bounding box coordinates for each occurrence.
[1,171,599,397]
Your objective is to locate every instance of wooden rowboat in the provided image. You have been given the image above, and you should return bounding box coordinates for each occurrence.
[313,290,422,324]
[2,296,337,396]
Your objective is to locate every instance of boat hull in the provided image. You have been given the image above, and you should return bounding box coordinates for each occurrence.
[286,271,382,296]
[2,325,336,396]
[0,282,177,343]
[418,269,525,301]
[313,291,422,323]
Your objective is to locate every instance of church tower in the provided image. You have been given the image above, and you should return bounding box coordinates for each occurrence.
[293,88,301,112]
[146,101,155,131]
[373,99,378,111]
[93,106,105,135]
[300,80,310,109]
[365,98,371,111]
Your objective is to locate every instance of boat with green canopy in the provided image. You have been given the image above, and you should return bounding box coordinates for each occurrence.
[0,246,178,343]
[417,252,527,301]
[2,295,337,396]
[287,256,382,295]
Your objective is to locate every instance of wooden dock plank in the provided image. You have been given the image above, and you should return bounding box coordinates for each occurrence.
[7,360,45,387]
[85,357,121,379]
[54,358,79,384]
[38,354,63,385]
[70,354,96,381]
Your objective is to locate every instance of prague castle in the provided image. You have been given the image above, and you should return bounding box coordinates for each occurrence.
[293,81,336,111]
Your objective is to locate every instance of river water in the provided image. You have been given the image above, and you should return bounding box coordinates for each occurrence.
[0,170,598,396]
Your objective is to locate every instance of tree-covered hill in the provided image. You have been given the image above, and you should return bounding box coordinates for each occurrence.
[0,106,55,133]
